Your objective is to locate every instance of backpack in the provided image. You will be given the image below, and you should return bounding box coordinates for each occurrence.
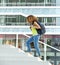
[36,22,46,35]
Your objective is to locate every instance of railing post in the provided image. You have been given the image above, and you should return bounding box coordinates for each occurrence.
[16,34,18,48]
[44,44,47,61]
[21,39,25,50]
[44,38,47,61]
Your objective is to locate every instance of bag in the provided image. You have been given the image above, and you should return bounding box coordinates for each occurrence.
[36,22,46,35]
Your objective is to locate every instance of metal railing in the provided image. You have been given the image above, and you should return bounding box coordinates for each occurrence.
[23,34,60,61]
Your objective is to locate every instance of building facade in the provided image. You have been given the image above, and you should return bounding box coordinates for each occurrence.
[0,0,59,6]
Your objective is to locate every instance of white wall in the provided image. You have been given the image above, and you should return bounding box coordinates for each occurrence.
[56,17,60,26]
[56,0,60,6]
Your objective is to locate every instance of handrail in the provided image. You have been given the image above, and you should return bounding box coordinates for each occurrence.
[23,34,60,52]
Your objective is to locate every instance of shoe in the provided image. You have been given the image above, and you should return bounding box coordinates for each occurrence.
[37,56,43,61]
[39,56,42,59]
[37,57,43,61]
[27,52,33,57]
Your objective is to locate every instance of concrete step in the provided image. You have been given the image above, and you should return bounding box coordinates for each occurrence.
[0,45,51,65]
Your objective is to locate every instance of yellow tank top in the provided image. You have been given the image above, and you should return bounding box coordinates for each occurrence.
[31,27,38,36]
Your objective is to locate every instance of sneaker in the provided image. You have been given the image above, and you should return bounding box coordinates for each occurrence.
[37,57,43,61]
[27,52,33,57]
[39,56,42,59]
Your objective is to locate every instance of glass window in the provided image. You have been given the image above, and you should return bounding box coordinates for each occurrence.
[46,17,56,25]
[26,0,38,3]
[20,16,26,25]
[9,0,18,2]
[4,15,26,25]
[6,0,20,6]
[5,15,16,25]
[47,17,56,24]
[38,17,56,25]
[2,34,16,46]
[38,17,44,23]
[39,0,44,3]
[20,0,25,2]
[18,39,22,48]
[47,17,52,22]
[47,0,56,3]
[47,0,51,2]
[0,0,1,3]
[46,0,56,6]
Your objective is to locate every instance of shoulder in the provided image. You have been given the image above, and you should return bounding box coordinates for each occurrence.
[34,21,40,25]
[34,21,38,24]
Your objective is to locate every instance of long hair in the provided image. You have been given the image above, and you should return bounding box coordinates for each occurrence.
[26,15,38,23]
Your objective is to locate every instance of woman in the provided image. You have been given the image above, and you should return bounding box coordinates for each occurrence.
[26,15,41,57]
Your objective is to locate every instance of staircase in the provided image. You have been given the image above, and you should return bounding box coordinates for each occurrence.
[0,45,51,65]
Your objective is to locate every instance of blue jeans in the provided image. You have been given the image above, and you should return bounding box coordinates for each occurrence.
[26,35,40,56]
